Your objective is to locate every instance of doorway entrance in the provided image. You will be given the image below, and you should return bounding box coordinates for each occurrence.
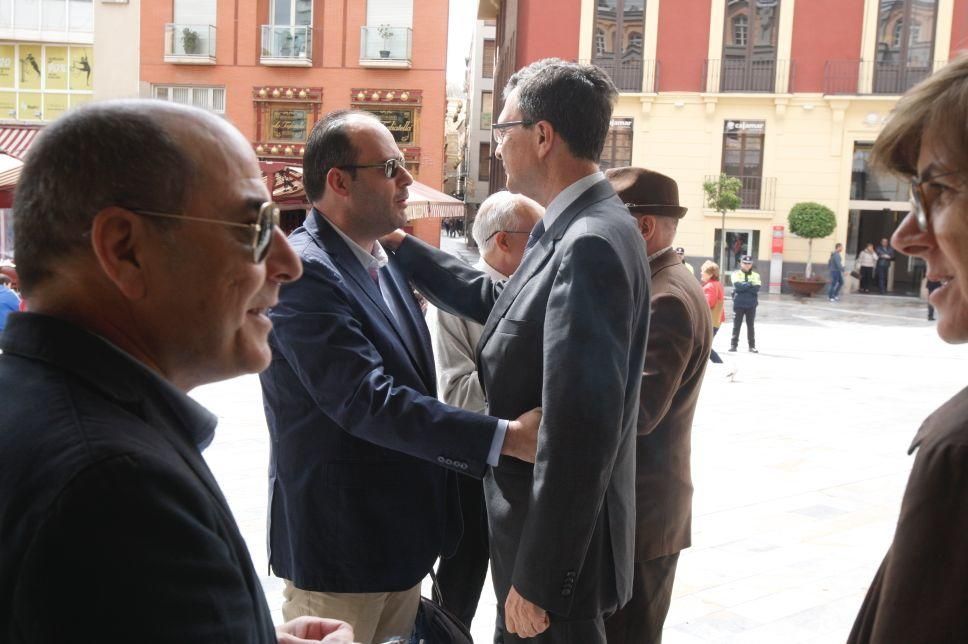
[847,208,918,295]
[714,228,759,281]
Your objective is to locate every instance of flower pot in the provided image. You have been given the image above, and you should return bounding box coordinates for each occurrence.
[786,274,827,297]
[379,50,391,58]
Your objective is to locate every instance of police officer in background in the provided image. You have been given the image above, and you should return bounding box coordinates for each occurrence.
[729,255,761,353]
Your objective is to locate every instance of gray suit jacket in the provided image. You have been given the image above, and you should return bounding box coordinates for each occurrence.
[395,178,651,619]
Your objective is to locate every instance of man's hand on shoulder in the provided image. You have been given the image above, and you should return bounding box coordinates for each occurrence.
[276,616,355,643]
[502,407,542,463]
[505,585,550,638]
[379,229,408,252]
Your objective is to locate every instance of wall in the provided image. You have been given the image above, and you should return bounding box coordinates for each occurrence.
[94,0,141,100]
[951,0,968,55]
[516,0,579,65]
[790,0,865,93]
[140,0,449,189]
[656,0,710,91]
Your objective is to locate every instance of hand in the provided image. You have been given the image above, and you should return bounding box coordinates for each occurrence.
[504,585,549,638]
[379,229,407,251]
[276,616,355,643]
[502,407,541,463]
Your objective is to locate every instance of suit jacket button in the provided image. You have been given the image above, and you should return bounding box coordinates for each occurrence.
[561,588,572,596]
[460,463,468,470]
[437,456,445,463]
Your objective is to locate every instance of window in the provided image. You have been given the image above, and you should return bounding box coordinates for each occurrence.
[2,0,92,32]
[154,85,225,114]
[0,43,93,121]
[364,0,413,61]
[875,0,937,93]
[850,142,906,201]
[480,91,492,129]
[722,119,765,209]
[264,0,311,59]
[478,142,490,182]
[592,0,645,92]
[482,39,495,78]
[721,0,780,92]
[599,117,632,170]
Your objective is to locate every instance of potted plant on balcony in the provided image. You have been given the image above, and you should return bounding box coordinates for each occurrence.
[377,24,394,58]
[181,27,200,55]
[786,201,837,297]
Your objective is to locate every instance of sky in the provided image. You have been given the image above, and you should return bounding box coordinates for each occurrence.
[446,0,477,86]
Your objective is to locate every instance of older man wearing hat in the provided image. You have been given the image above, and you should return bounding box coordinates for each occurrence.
[604,167,712,644]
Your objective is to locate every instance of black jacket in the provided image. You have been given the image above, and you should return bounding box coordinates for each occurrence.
[0,313,276,643]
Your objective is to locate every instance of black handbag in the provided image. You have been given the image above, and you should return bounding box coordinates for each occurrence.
[410,571,474,644]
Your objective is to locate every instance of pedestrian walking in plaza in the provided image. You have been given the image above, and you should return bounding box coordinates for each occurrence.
[857,243,877,292]
[701,260,726,363]
[848,53,968,644]
[828,243,845,301]
[729,256,761,353]
[875,237,895,294]
[0,101,354,643]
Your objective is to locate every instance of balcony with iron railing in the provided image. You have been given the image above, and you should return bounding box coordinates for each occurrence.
[260,25,312,66]
[704,59,793,93]
[582,58,659,93]
[705,175,777,211]
[164,24,216,64]
[359,26,413,68]
[823,59,943,95]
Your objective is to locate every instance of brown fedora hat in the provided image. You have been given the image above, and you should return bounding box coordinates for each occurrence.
[605,166,687,218]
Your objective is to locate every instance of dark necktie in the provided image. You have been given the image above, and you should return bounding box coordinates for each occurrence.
[525,220,545,252]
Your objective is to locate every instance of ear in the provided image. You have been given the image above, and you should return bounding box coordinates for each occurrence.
[494,230,512,253]
[636,215,656,241]
[89,207,149,301]
[326,167,353,198]
[533,120,555,159]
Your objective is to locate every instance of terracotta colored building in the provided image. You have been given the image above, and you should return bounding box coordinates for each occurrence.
[480,0,968,295]
[139,0,455,241]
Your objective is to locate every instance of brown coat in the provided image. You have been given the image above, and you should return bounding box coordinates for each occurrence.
[634,248,712,562]
[849,386,968,643]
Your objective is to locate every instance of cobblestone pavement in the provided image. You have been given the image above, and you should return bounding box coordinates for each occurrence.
[192,234,968,642]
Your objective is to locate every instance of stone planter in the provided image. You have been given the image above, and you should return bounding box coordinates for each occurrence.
[786,274,827,297]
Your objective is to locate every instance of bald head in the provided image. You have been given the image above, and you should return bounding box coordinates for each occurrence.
[13,100,236,294]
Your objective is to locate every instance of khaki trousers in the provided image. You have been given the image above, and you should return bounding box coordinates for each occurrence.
[282,579,421,644]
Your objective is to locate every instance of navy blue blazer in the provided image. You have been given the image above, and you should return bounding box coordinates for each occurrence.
[260,210,499,593]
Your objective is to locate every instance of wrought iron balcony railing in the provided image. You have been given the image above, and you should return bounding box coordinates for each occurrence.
[260,25,312,66]
[824,59,944,95]
[164,24,216,64]
[360,26,413,67]
[704,59,793,93]
[583,58,659,93]
[705,175,777,211]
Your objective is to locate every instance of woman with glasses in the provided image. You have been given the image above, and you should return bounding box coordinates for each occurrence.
[848,54,968,643]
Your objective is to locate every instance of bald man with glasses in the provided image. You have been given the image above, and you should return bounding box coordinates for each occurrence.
[260,110,540,643]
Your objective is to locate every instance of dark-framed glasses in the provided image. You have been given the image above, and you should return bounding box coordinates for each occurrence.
[492,120,534,144]
[338,157,408,179]
[910,170,961,232]
[128,201,280,263]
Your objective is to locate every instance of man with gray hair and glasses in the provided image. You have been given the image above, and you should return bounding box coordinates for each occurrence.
[427,190,543,630]
[0,100,354,643]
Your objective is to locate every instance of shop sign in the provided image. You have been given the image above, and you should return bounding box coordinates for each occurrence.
[724,119,765,133]
[270,108,309,141]
[367,108,414,144]
[46,47,68,90]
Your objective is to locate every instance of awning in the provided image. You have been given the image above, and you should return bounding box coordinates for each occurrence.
[0,126,41,160]
[0,153,23,191]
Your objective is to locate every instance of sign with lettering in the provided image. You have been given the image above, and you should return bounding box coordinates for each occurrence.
[18,92,42,120]
[724,119,765,133]
[270,108,309,141]
[0,46,14,89]
[46,47,68,90]
[45,93,69,122]
[367,108,415,144]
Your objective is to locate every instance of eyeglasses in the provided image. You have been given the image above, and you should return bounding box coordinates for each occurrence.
[910,170,961,232]
[484,229,531,242]
[338,157,408,179]
[128,201,280,263]
[492,120,534,144]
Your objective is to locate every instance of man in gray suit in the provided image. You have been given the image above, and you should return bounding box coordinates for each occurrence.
[385,59,651,643]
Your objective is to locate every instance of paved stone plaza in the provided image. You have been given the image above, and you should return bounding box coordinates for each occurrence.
[192,239,968,643]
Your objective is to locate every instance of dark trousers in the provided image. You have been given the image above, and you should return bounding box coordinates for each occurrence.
[604,553,680,644]
[860,266,874,292]
[434,475,489,629]
[876,264,889,294]
[496,615,607,644]
[710,326,723,363]
[731,307,756,349]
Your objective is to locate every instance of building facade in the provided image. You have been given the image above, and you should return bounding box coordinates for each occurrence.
[464,18,496,208]
[482,0,968,293]
[140,0,450,191]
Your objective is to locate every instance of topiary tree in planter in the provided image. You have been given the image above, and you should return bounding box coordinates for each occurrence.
[703,174,743,274]
[788,201,836,279]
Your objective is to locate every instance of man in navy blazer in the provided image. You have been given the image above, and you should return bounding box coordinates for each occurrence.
[260,110,539,644]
